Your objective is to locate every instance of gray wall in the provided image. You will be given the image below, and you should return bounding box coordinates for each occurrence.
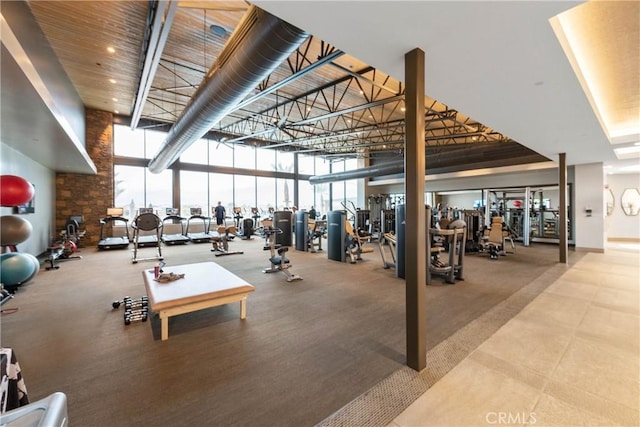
[1,143,56,255]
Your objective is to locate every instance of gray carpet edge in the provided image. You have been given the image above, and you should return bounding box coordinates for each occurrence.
[316,257,579,427]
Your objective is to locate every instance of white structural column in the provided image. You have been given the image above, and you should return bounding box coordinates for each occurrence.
[574,163,605,252]
[404,48,426,371]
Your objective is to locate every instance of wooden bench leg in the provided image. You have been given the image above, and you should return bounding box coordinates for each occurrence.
[161,315,169,341]
[240,297,247,319]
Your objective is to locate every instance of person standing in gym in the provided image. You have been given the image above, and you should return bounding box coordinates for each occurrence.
[214,201,226,226]
[308,206,317,220]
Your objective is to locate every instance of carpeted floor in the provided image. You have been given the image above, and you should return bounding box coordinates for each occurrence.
[0,236,576,426]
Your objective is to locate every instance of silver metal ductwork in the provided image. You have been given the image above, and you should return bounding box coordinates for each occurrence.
[309,161,404,184]
[148,5,308,173]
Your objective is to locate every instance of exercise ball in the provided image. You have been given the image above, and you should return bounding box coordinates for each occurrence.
[19,253,40,284]
[0,175,35,207]
[0,252,37,287]
[0,215,33,245]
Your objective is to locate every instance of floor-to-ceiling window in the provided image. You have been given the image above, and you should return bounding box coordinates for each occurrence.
[298,153,315,213]
[145,168,173,216]
[234,145,255,170]
[209,140,233,167]
[314,157,331,216]
[209,173,233,220]
[256,176,276,217]
[234,174,256,214]
[112,123,355,222]
[114,165,145,219]
[257,147,276,171]
[331,160,345,210]
[180,138,208,165]
[180,171,209,217]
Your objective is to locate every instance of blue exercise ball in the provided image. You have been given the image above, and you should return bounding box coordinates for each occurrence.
[0,253,37,286]
[21,253,41,283]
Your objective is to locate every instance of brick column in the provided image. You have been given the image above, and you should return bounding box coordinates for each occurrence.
[55,109,113,246]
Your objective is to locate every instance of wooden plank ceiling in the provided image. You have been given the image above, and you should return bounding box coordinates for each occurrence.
[28,0,548,170]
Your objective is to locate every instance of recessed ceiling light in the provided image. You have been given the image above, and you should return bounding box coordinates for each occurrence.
[114,110,119,114]
[107,46,115,54]
[112,97,118,102]
[109,78,117,84]
[209,24,228,37]
[401,107,406,112]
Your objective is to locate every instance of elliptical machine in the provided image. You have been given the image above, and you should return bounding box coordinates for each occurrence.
[262,227,302,282]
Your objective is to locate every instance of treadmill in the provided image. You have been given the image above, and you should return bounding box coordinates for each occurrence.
[161,215,190,245]
[98,215,130,250]
[186,209,212,243]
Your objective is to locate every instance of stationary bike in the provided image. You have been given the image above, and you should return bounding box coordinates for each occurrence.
[262,227,302,282]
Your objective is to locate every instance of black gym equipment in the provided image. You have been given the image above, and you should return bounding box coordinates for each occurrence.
[210,225,244,256]
[65,215,86,247]
[45,232,82,270]
[294,211,308,251]
[233,207,243,229]
[186,214,213,243]
[161,214,191,245]
[98,214,130,250]
[378,232,397,269]
[308,220,327,253]
[263,227,302,282]
[251,207,261,230]
[132,212,161,247]
[294,211,327,253]
[131,212,163,264]
[237,213,254,240]
[272,211,292,247]
[327,210,347,262]
[426,207,466,284]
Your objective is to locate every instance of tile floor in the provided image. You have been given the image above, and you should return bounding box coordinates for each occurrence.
[390,246,639,427]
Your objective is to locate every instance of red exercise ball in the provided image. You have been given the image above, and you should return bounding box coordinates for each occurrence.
[0,175,35,207]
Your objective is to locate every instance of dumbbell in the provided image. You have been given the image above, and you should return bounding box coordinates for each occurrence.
[123,308,149,325]
[124,296,148,310]
[112,296,131,309]
[112,295,148,309]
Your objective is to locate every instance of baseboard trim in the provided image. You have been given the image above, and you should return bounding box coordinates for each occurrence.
[607,237,640,243]
[575,246,605,253]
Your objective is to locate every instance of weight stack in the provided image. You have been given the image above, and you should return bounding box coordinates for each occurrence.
[327,210,346,262]
[294,211,308,251]
[273,211,292,246]
[243,218,254,237]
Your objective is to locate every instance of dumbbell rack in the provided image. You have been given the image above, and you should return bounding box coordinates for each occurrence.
[112,296,149,325]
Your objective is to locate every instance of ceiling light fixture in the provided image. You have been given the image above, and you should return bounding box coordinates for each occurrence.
[109,78,117,84]
[209,24,227,37]
[107,46,115,54]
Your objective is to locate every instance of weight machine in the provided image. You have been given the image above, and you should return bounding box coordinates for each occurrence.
[210,225,243,256]
[131,212,163,264]
[263,227,302,282]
